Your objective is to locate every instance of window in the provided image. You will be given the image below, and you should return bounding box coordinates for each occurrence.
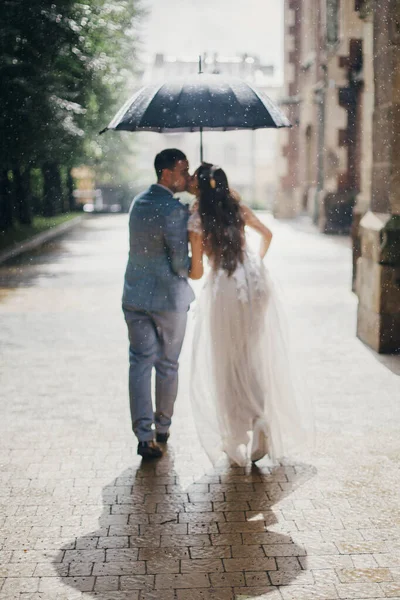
[326,0,340,45]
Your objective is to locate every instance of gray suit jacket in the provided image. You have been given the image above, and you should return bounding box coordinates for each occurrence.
[122,184,195,313]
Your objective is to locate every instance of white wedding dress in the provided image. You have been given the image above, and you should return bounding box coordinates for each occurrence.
[188,211,313,467]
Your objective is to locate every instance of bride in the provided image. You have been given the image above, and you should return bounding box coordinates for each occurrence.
[187,162,312,467]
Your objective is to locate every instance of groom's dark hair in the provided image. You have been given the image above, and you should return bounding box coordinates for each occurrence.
[155,149,187,180]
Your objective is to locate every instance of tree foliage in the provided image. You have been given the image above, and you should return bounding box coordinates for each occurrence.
[0,0,141,229]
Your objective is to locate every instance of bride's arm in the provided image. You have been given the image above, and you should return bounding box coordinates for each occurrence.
[188,231,204,280]
[241,204,273,259]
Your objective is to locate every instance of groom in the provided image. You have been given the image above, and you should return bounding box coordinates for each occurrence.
[122,149,195,459]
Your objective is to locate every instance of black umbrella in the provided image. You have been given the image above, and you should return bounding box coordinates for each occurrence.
[100,73,291,160]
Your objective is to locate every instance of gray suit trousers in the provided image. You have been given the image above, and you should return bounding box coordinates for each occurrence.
[123,307,187,442]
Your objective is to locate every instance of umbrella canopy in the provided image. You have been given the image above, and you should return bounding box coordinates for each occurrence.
[101,74,291,133]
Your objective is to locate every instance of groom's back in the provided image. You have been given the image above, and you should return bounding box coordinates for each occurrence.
[122,184,194,313]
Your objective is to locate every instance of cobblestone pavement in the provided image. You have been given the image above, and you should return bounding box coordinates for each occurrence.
[0,214,399,600]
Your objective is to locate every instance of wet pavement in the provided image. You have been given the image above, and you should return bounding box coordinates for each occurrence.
[0,213,399,600]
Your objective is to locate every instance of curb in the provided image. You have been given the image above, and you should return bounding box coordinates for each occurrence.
[0,215,85,265]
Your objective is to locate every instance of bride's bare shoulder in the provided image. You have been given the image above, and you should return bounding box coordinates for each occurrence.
[188,209,202,234]
[230,188,242,203]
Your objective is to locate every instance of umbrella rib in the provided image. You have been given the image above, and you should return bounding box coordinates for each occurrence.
[205,84,215,130]
[107,87,144,130]
[171,84,187,132]
[136,82,166,129]
[224,84,249,130]
[250,85,288,127]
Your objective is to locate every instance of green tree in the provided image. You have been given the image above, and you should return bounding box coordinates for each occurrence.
[0,0,142,230]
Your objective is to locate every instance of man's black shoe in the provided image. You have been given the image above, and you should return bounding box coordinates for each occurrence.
[156,432,170,444]
[137,440,163,459]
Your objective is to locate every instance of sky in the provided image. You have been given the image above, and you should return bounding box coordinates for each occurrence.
[138,0,284,79]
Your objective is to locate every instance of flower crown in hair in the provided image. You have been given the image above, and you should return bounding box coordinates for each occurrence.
[209,165,220,189]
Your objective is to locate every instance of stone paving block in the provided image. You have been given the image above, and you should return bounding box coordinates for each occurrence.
[270,569,314,585]
[184,502,213,513]
[176,590,233,600]
[93,561,145,576]
[336,567,392,583]
[12,550,63,563]
[139,523,188,536]
[242,532,290,545]
[231,544,265,558]
[93,575,119,591]
[19,594,81,600]
[189,546,231,560]
[304,542,339,555]
[1,574,37,596]
[69,562,94,576]
[312,569,341,585]
[279,583,339,599]
[244,571,270,586]
[97,536,129,549]
[105,548,138,562]
[39,576,95,593]
[335,582,385,598]
[263,543,306,557]
[189,523,219,535]
[233,585,282,599]
[64,549,105,563]
[120,575,155,590]
[374,553,400,567]
[336,541,389,554]
[34,538,75,550]
[209,572,245,587]
[0,562,37,576]
[148,512,178,524]
[210,534,242,546]
[224,557,276,572]
[139,591,175,600]
[89,593,139,600]
[181,559,224,573]
[189,493,225,503]
[155,572,210,588]
[156,502,186,513]
[351,554,379,569]
[213,502,250,512]
[139,547,190,560]
[163,535,210,547]
[76,537,99,550]
[224,512,246,522]
[276,556,302,570]
[34,563,69,577]
[300,555,353,569]
[109,525,139,537]
[146,558,180,573]
[218,521,266,534]
[129,535,161,548]
[179,512,225,524]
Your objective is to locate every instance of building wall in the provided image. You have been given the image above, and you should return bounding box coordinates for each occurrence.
[356,0,400,353]
[279,0,399,353]
[276,0,302,218]
[278,0,370,233]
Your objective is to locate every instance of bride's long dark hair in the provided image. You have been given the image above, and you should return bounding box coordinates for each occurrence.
[197,162,245,276]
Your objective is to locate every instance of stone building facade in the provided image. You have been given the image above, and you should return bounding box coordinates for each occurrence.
[356,0,400,353]
[279,0,400,353]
